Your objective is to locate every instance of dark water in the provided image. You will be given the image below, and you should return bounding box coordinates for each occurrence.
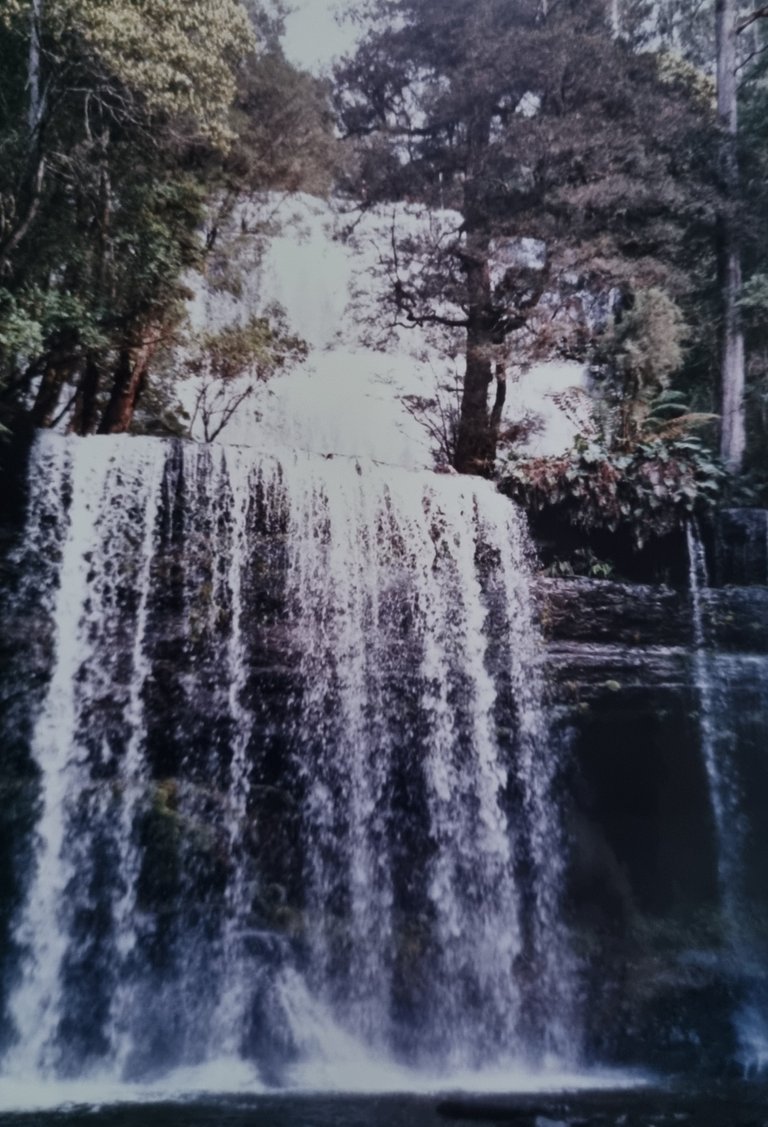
[0,1085,767,1127]
[0,1094,441,1127]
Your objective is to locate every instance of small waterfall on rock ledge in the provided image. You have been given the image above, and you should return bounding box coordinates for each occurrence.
[687,522,768,1074]
[0,432,581,1088]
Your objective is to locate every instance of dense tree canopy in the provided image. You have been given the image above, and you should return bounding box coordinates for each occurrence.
[0,0,336,437]
[335,0,722,474]
[27,0,250,123]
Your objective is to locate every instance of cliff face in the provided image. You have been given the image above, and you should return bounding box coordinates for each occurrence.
[538,570,768,1072]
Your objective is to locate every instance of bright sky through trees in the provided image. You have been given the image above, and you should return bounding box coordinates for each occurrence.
[282,0,357,70]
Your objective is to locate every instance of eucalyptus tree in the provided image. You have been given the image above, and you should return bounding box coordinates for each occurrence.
[715,0,746,471]
[634,0,757,474]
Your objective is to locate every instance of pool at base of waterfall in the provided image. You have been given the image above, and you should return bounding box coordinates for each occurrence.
[0,1059,647,1110]
[0,1080,765,1127]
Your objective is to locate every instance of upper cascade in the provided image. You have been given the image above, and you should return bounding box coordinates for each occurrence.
[183,194,589,468]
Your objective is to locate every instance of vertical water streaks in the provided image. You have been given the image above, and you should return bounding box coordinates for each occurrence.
[8,437,165,1077]
[686,521,768,1072]
[686,523,743,908]
[210,445,264,1057]
[480,491,581,1062]
[4,434,579,1083]
[282,458,579,1069]
[402,480,523,1068]
[282,454,396,1051]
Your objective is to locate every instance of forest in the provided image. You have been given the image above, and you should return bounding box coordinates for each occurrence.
[1,0,768,545]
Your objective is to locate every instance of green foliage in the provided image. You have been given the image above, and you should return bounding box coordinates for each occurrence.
[0,290,45,360]
[739,274,768,332]
[734,47,768,478]
[0,286,108,361]
[592,288,690,446]
[2,0,256,147]
[505,279,723,544]
[184,310,308,442]
[186,311,307,386]
[543,549,615,580]
[228,48,340,195]
[655,52,715,105]
[726,470,768,509]
[604,289,685,396]
[501,429,725,548]
[0,0,336,436]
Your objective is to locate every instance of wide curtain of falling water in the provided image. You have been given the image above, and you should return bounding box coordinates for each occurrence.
[0,433,582,1084]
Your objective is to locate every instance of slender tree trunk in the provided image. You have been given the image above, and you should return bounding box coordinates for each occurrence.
[95,129,112,293]
[454,231,496,475]
[0,153,46,273]
[29,348,76,428]
[98,334,156,434]
[28,0,43,132]
[71,135,111,435]
[69,354,102,435]
[0,0,47,273]
[453,110,497,476]
[716,0,746,473]
[489,362,507,440]
[29,364,64,428]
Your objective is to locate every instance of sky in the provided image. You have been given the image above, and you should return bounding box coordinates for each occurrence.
[282,0,360,71]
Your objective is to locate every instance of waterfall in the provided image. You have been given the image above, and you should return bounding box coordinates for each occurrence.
[686,522,733,884]
[0,431,581,1088]
[687,522,768,1074]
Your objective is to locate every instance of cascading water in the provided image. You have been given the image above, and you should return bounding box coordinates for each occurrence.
[0,431,582,1090]
[687,522,768,1073]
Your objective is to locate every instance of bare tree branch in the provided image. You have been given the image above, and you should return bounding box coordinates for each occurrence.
[737,5,768,33]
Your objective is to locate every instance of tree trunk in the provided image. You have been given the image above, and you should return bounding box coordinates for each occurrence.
[716,0,746,473]
[0,153,46,274]
[453,110,497,476]
[28,0,44,133]
[489,363,507,442]
[71,136,111,435]
[0,0,47,274]
[98,335,156,434]
[454,234,496,475]
[29,348,76,429]
[69,354,102,435]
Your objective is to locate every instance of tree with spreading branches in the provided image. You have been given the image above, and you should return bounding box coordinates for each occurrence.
[336,0,721,475]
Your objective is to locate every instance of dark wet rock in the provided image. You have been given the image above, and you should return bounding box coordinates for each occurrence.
[715,509,768,586]
[534,579,691,649]
[534,577,746,1069]
[535,575,768,657]
[435,1085,768,1127]
[702,586,768,654]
